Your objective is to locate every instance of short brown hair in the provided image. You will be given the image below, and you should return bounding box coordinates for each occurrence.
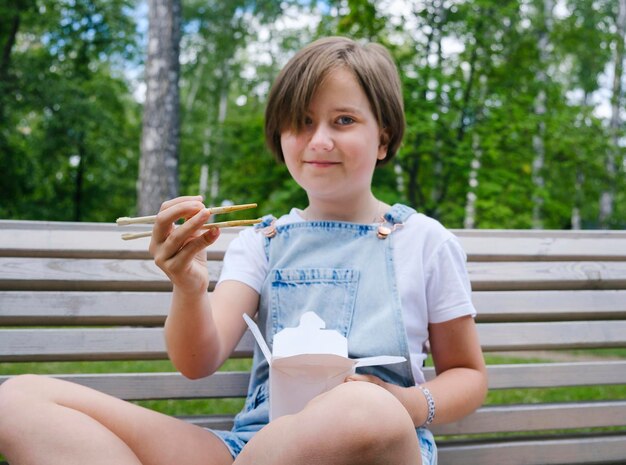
[264,36,405,165]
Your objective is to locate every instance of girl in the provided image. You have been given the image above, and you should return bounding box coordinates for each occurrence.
[0,36,487,465]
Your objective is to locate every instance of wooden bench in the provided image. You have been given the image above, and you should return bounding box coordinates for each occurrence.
[1,219,625,464]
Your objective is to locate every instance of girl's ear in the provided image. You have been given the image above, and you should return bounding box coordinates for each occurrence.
[377,128,390,160]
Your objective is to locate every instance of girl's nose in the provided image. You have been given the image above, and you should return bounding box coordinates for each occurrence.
[309,125,334,151]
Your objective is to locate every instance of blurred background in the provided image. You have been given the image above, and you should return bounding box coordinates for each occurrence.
[1,0,624,229]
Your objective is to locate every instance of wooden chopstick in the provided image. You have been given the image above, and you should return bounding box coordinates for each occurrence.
[116,203,257,226]
[120,218,263,240]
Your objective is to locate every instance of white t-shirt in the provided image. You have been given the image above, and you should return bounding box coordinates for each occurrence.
[218,208,476,383]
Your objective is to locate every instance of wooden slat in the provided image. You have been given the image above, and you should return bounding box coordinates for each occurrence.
[437,433,626,465]
[177,417,626,465]
[3,290,625,326]
[473,290,626,322]
[0,221,240,259]
[155,418,626,460]
[424,361,626,389]
[477,321,626,351]
[5,433,625,465]
[1,322,624,361]
[179,414,238,431]
[3,258,626,292]
[0,372,250,400]
[468,261,626,290]
[454,229,626,239]
[432,401,626,435]
[455,230,626,262]
[4,221,626,262]
[0,322,621,362]
[0,291,171,325]
[2,361,622,402]
[0,328,256,361]
[0,361,621,400]
[0,257,222,291]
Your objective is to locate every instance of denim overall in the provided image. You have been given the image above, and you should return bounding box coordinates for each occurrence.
[211,204,437,463]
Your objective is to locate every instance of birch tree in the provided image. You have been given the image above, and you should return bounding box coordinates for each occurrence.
[600,0,626,227]
[137,0,182,216]
[531,0,554,229]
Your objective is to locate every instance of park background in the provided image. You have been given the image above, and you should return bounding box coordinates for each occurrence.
[1,0,625,230]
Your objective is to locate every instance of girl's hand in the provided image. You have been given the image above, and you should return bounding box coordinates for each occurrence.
[345,374,428,427]
[149,196,220,294]
[345,373,401,396]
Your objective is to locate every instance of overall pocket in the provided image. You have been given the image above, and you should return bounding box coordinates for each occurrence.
[269,268,359,338]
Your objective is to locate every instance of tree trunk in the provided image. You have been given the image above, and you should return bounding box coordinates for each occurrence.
[531,0,554,230]
[74,133,86,222]
[137,0,181,216]
[600,0,626,227]
[464,133,482,229]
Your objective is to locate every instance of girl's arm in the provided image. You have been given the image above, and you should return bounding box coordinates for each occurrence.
[412,314,487,425]
[164,280,259,379]
[347,314,487,427]
[150,196,259,380]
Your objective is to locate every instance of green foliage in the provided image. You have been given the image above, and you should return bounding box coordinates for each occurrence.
[0,0,624,229]
[0,0,141,221]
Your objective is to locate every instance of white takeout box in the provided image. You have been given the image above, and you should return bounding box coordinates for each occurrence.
[243,311,406,420]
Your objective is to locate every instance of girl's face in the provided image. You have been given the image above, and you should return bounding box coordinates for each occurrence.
[280,67,388,204]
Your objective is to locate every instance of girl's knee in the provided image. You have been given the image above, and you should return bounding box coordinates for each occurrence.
[0,374,40,404]
[0,375,45,441]
[301,381,418,457]
[312,381,409,423]
[0,374,47,415]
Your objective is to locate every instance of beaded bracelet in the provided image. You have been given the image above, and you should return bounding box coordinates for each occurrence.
[418,385,435,428]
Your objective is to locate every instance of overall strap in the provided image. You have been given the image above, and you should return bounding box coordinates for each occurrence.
[255,214,276,230]
[384,204,417,225]
[254,214,277,259]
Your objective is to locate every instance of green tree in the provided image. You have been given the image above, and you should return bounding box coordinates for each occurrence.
[0,0,140,221]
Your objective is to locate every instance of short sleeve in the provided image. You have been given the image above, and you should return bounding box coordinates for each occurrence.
[218,227,268,293]
[424,237,476,324]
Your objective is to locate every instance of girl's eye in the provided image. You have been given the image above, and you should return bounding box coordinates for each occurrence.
[337,116,354,125]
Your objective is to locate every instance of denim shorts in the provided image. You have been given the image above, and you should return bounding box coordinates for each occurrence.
[208,382,437,464]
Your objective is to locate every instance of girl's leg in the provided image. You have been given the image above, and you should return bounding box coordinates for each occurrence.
[235,381,422,465]
[0,374,234,465]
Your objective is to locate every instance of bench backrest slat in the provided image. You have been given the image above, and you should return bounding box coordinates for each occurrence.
[3,258,626,292]
[0,222,236,259]
[0,328,255,362]
[0,257,221,291]
[1,360,623,403]
[2,321,625,361]
[439,434,626,465]
[4,224,626,261]
[432,401,626,435]
[473,289,626,321]
[3,289,625,325]
[477,320,626,350]
[0,372,251,400]
[468,261,626,290]
[456,231,626,261]
[0,291,171,325]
